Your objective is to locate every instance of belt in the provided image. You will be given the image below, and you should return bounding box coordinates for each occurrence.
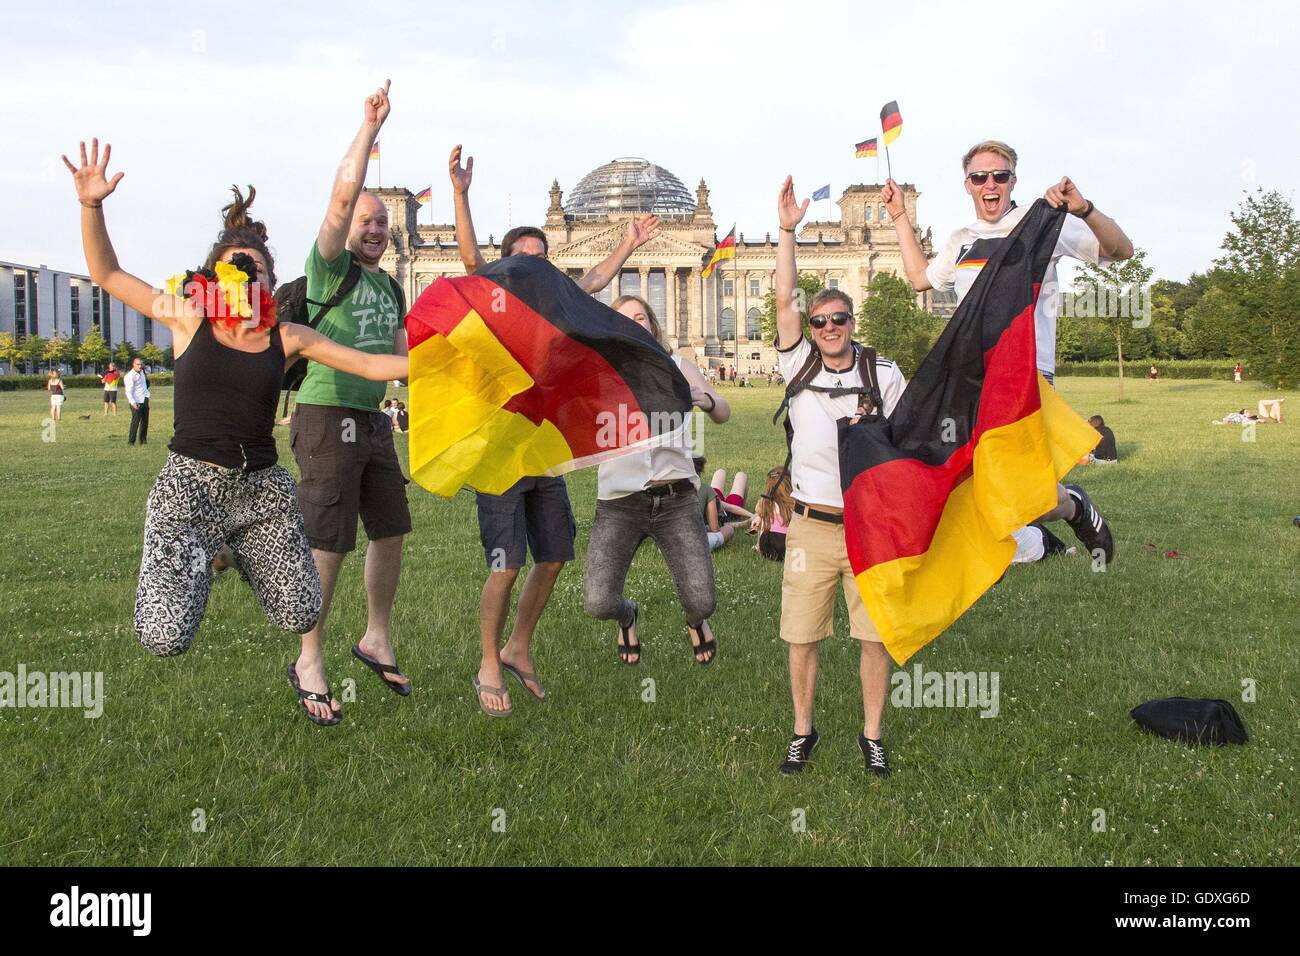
[643,478,696,499]
[793,501,844,524]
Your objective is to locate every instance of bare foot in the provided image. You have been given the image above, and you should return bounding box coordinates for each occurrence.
[293,651,341,722]
[475,660,511,715]
[356,632,410,688]
[500,643,545,700]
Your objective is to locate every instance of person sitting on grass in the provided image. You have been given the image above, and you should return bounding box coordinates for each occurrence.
[1258,397,1284,422]
[694,457,736,553]
[63,137,408,728]
[1088,415,1118,462]
[709,466,754,525]
[749,466,793,561]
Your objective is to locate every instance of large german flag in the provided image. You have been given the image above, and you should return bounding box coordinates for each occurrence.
[839,200,1099,664]
[405,255,692,496]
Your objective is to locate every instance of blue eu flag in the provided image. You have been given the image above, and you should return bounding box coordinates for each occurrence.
[811,184,831,201]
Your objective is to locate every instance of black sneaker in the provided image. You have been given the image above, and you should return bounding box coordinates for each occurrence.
[778,727,819,775]
[859,735,890,778]
[1063,484,1115,566]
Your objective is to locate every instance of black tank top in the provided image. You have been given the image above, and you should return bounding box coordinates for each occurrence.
[170,320,285,471]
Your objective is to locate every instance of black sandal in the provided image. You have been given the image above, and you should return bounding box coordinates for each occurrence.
[687,621,717,666]
[351,644,412,697]
[617,600,640,665]
[287,663,342,726]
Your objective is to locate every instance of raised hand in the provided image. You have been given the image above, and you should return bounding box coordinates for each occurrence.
[778,176,810,230]
[449,144,474,194]
[627,213,662,249]
[1045,176,1087,214]
[61,139,124,205]
[881,178,906,221]
[365,79,392,127]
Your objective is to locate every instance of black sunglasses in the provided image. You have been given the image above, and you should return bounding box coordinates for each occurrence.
[808,311,852,329]
[966,169,1013,185]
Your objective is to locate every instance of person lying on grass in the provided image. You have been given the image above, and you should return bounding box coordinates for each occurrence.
[63,138,408,727]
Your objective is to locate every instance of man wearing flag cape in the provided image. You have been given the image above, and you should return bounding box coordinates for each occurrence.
[882,139,1133,563]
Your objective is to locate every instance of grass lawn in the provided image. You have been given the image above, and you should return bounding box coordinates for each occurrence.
[0,377,1295,866]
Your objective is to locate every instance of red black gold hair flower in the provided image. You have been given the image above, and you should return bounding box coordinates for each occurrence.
[165,252,277,331]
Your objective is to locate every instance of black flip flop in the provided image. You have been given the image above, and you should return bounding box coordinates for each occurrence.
[287,663,342,727]
[687,621,717,666]
[351,645,412,697]
[501,661,546,701]
[617,600,640,665]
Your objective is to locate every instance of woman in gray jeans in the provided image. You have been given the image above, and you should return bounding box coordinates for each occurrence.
[582,295,731,665]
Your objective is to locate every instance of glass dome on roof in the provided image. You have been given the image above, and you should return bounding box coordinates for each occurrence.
[563,157,696,219]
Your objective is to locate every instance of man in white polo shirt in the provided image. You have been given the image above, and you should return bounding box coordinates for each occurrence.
[882,139,1134,565]
[773,177,907,778]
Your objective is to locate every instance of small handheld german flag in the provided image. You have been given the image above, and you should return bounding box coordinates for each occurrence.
[701,227,736,280]
[414,187,432,205]
[879,101,903,145]
[855,138,879,159]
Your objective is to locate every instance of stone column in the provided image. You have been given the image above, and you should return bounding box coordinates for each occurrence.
[704,272,721,356]
[667,268,681,344]
[639,267,649,302]
[687,269,702,351]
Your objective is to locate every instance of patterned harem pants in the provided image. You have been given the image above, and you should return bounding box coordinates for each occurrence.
[135,452,323,656]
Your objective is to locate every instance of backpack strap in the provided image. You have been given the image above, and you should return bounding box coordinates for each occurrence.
[385,272,407,317]
[304,261,364,328]
[856,345,884,414]
[771,339,823,425]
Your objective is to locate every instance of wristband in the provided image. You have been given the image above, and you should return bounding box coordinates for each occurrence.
[1073,200,1095,219]
[779,226,796,234]
[79,200,103,208]
[701,393,716,413]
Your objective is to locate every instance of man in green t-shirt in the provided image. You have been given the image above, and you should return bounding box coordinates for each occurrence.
[289,80,412,724]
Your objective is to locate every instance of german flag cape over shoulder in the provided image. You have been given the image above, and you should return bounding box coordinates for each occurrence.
[405,255,693,496]
[839,200,1100,664]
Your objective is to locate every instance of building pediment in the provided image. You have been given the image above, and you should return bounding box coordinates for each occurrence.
[552,223,708,260]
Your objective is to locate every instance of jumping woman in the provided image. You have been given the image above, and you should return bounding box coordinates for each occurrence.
[62,139,409,726]
[582,294,730,666]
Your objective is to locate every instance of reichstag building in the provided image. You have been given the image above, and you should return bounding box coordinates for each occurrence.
[374,157,943,372]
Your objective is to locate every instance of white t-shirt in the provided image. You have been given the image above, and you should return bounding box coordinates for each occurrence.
[597,355,701,500]
[925,203,1111,375]
[776,336,906,508]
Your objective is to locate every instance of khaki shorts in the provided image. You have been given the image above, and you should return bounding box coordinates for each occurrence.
[780,511,881,644]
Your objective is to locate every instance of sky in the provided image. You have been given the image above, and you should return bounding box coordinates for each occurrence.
[3,0,1298,287]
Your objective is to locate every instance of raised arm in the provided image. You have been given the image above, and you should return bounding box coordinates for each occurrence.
[318,81,391,263]
[882,178,933,291]
[449,144,487,273]
[680,359,729,424]
[1044,176,1134,261]
[61,140,194,331]
[281,323,408,382]
[577,215,661,293]
[775,176,810,350]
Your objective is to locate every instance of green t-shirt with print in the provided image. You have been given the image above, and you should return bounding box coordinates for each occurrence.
[295,242,401,412]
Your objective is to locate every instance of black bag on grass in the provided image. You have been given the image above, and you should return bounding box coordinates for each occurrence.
[1130,697,1248,746]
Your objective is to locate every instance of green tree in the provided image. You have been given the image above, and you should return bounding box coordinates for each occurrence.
[139,342,165,369]
[0,331,19,372]
[161,346,175,369]
[759,274,824,345]
[78,328,111,373]
[1202,189,1300,387]
[857,273,941,377]
[21,335,47,375]
[44,333,74,372]
[1072,248,1154,398]
[113,339,135,367]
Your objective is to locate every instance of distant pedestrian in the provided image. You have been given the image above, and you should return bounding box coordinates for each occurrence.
[1149,364,1158,381]
[47,370,66,421]
[123,356,150,445]
[394,401,409,432]
[1234,362,1243,383]
[101,362,121,415]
